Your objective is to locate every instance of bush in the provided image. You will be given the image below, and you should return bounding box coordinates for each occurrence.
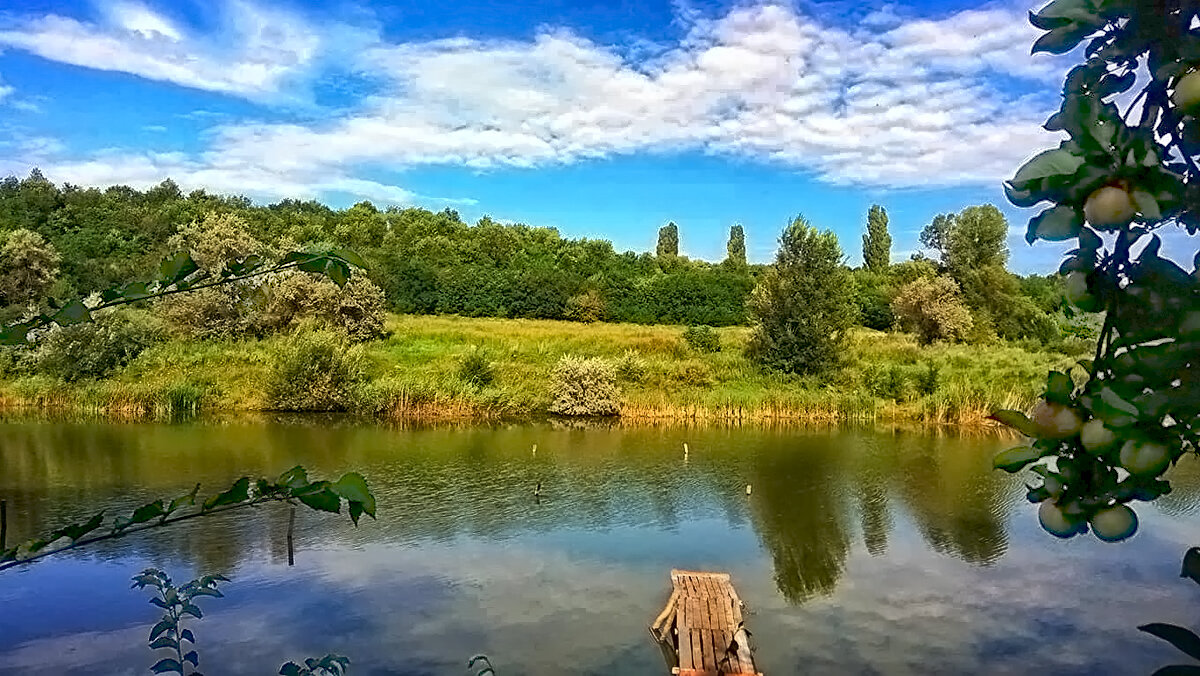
[915,362,941,396]
[614,350,647,382]
[458,347,496,387]
[258,271,387,341]
[682,325,721,353]
[548,356,620,416]
[158,286,253,340]
[34,310,162,381]
[266,330,367,411]
[865,364,908,401]
[564,289,606,322]
[892,276,974,344]
[676,362,714,388]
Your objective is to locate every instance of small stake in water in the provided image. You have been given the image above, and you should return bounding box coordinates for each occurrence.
[532,444,537,457]
[683,443,689,459]
[1,499,6,550]
[287,505,296,567]
[745,484,753,496]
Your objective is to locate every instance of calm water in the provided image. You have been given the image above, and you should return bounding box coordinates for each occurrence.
[0,418,1199,675]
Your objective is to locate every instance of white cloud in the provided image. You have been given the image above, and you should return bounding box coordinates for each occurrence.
[2,1,1069,197]
[0,82,11,102]
[0,1,322,99]
[197,2,1063,189]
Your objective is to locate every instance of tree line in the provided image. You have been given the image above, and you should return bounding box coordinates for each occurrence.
[0,170,1082,361]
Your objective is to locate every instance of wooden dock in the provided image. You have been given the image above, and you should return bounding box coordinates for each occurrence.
[649,570,762,676]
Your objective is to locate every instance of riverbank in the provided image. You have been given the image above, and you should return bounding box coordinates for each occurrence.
[0,314,1085,425]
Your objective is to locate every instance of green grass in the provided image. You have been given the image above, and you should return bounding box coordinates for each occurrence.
[0,314,1088,425]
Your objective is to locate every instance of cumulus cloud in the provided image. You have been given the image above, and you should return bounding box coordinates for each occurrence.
[202,2,1063,189]
[2,1,1069,199]
[0,1,321,99]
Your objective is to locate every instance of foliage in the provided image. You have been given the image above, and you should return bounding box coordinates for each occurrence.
[0,466,376,571]
[0,228,60,309]
[682,324,721,353]
[131,568,226,675]
[458,346,496,388]
[992,0,1200,541]
[548,355,620,416]
[167,212,267,273]
[1137,548,1200,674]
[746,216,857,374]
[862,205,892,273]
[158,286,254,340]
[258,271,388,342]
[850,268,895,331]
[280,655,351,676]
[726,224,747,269]
[34,309,162,381]
[564,289,606,322]
[915,362,941,396]
[614,349,647,382]
[656,222,679,258]
[892,276,974,345]
[468,655,497,676]
[267,330,367,411]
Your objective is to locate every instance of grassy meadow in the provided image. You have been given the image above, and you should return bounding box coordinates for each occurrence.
[0,314,1085,426]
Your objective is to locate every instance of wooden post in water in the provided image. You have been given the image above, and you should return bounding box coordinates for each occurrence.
[286,505,296,567]
[1,499,7,550]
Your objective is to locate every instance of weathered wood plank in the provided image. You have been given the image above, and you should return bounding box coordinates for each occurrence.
[654,570,758,675]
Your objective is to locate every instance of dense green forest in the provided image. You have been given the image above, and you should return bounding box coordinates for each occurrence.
[0,169,1081,343]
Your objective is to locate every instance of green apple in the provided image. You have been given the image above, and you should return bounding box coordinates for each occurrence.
[1031,400,1083,439]
[1080,419,1117,453]
[1084,185,1136,229]
[1064,271,1099,312]
[1119,439,1171,476]
[1173,71,1200,113]
[1090,504,1138,542]
[1038,499,1078,538]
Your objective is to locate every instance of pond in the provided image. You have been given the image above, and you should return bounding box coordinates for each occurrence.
[0,418,1198,675]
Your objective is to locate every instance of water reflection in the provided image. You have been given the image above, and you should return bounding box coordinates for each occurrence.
[0,419,1197,675]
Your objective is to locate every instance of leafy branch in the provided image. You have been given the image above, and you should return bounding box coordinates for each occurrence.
[132,568,226,675]
[280,655,351,675]
[0,466,376,572]
[0,246,367,346]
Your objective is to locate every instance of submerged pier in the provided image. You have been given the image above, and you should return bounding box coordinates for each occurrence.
[649,570,762,675]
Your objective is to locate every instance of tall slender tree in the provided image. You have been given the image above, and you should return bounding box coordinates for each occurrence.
[656,221,679,258]
[861,205,892,272]
[726,224,746,269]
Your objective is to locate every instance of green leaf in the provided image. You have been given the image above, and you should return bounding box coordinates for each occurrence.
[159,252,198,284]
[149,636,179,651]
[183,651,199,667]
[990,410,1039,436]
[1004,182,1044,208]
[332,473,376,518]
[149,619,175,641]
[180,628,196,644]
[203,477,251,512]
[120,281,151,301]
[1132,190,1162,220]
[168,484,201,513]
[332,247,368,269]
[129,500,166,525]
[181,603,203,619]
[1027,205,1082,243]
[349,501,364,526]
[279,664,303,676]
[150,658,183,674]
[1149,666,1200,676]
[297,257,328,274]
[1032,24,1091,55]
[1045,371,1074,404]
[1013,147,1085,184]
[1139,623,1200,661]
[994,445,1042,473]
[56,511,105,541]
[52,300,91,326]
[297,488,341,514]
[326,260,350,288]
[278,466,310,490]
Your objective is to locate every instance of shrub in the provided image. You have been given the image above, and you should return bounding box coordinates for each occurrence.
[0,229,60,308]
[864,364,907,401]
[548,356,620,416]
[266,331,367,411]
[682,325,721,353]
[458,346,496,388]
[564,290,606,322]
[892,276,974,345]
[614,350,647,382]
[676,362,714,388]
[258,271,387,341]
[746,217,857,374]
[34,310,162,381]
[158,286,253,340]
[915,362,941,396]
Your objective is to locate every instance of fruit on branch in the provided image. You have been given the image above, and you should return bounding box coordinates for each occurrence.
[1080,418,1118,453]
[1038,499,1078,538]
[1089,504,1138,542]
[1119,438,1171,476]
[1032,400,1083,438]
[1083,185,1136,229]
[1172,71,1200,114]
[1064,271,1099,312]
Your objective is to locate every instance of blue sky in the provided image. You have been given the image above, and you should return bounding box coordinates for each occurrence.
[0,0,1084,271]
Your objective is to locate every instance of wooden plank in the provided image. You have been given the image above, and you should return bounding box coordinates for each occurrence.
[691,628,704,673]
[700,628,714,673]
[677,603,693,670]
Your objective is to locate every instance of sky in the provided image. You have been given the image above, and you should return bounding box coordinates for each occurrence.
[0,0,1091,272]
